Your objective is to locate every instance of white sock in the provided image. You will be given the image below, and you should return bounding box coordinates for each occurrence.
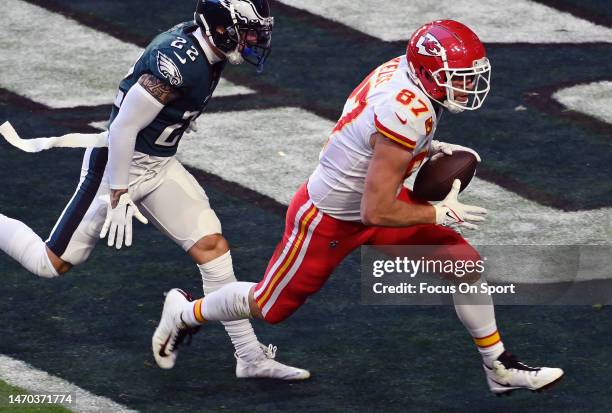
[199,252,263,362]
[453,282,505,367]
[181,299,200,327]
[0,214,58,278]
[198,281,254,321]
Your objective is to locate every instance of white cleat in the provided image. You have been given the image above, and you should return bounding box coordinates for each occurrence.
[236,344,311,381]
[484,351,564,396]
[152,289,200,369]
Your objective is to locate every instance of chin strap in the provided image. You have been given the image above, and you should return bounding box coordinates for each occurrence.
[444,100,465,114]
[225,49,244,65]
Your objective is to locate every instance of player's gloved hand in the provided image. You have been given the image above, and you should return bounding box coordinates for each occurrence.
[433,179,487,230]
[429,140,481,162]
[100,193,148,249]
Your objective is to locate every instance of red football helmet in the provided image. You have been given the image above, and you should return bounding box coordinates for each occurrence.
[406,20,491,113]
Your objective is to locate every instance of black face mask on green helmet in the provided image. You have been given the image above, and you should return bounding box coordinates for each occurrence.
[194,0,274,72]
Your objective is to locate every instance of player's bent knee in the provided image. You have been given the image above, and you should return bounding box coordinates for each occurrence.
[189,233,229,264]
[434,242,483,285]
[262,310,292,325]
[249,284,289,323]
[258,302,299,324]
[248,290,264,320]
[461,267,483,285]
[453,247,482,285]
[192,233,229,254]
[45,247,73,276]
[25,246,59,279]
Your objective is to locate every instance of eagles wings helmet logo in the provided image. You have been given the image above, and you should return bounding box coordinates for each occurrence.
[416,33,443,57]
[224,0,268,25]
[156,51,183,87]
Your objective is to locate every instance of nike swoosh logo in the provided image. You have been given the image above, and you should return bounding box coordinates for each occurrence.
[489,377,513,388]
[445,208,464,223]
[173,51,187,65]
[483,365,513,388]
[395,112,408,124]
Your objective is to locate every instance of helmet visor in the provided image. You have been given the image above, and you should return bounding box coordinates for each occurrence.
[238,17,273,72]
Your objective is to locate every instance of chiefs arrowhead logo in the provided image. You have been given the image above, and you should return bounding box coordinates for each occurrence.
[416,33,443,57]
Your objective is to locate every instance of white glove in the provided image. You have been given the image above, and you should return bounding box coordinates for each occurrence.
[433,179,487,230]
[429,140,481,162]
[99,193,148,249]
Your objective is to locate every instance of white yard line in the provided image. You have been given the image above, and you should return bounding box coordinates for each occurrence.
[0,0,253,109]
[178,107,324,206]
[553,81,612,125]
[276,0,612,43]
[0,355,137,413]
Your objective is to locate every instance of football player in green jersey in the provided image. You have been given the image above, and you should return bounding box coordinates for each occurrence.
[0,0,309,380]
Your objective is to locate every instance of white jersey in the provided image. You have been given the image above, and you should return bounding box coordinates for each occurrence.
[308,55,440,221]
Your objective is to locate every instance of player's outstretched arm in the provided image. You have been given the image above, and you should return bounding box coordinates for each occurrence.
[361,133,437,227]
[101,74,179,249]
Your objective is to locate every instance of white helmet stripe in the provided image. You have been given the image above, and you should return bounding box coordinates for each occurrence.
[229,3,238,25]
[198,13,212,37]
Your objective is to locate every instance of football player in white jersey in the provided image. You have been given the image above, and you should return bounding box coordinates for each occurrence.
[0,0,309,380]
[153,20,564,394]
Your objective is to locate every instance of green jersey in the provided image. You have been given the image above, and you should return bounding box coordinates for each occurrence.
[109,22,225,157]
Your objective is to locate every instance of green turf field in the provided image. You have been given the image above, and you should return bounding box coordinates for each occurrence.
[1,0,611,412]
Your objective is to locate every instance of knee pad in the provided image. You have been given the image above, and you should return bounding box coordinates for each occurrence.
[197,209,222,238]
[182,209,223,252]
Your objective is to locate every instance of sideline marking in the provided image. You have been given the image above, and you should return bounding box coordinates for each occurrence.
[0,354,137,413]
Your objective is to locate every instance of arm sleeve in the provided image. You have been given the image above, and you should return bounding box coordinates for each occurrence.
[107,82,165,189]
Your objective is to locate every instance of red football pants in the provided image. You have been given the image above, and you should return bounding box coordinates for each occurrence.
[253,183,479,323]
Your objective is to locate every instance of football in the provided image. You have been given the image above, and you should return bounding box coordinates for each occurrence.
[412,151,478,201]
